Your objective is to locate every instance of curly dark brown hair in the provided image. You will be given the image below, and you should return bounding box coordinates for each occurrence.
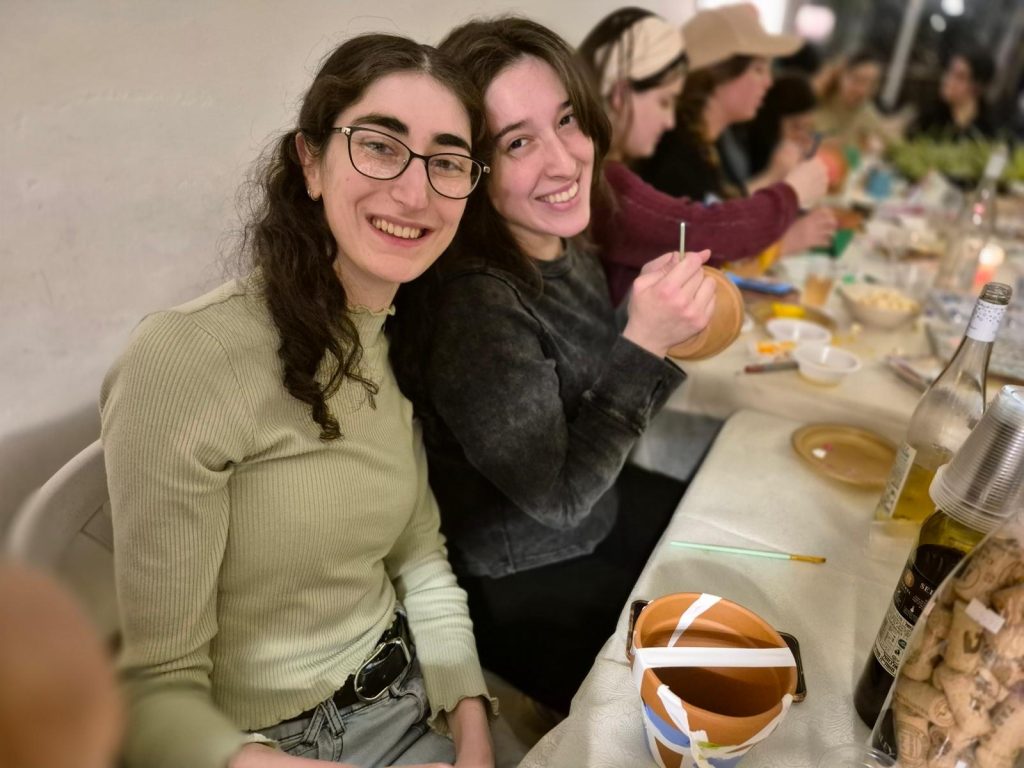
[237,34,483,439]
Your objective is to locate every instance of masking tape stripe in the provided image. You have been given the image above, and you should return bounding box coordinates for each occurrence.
[636,646,796,669]
[669,593,721,646]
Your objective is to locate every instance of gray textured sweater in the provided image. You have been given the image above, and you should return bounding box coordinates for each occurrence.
[404,244,685,578]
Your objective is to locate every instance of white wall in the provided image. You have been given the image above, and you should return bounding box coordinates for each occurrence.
[0,0,695,528]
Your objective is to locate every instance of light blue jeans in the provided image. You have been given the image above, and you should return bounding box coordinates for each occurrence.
[258,660,455,766]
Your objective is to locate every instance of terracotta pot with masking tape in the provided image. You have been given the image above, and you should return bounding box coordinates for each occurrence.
[668,268,745,361]
[627,593,796,768]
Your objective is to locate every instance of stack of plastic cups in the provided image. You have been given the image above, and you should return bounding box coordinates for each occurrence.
[930,385,1024,535]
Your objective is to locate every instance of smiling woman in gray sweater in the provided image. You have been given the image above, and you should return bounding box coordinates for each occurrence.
[390,18,714,714]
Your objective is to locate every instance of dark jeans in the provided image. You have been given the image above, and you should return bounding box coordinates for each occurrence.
[459,464,685,714]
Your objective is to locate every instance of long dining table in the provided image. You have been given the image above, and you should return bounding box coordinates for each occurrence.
[518,408,911,767]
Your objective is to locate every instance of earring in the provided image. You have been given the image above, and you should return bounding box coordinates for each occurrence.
[307,187,320,201]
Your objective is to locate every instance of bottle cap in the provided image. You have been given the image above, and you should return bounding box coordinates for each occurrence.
[930,385,1024,532]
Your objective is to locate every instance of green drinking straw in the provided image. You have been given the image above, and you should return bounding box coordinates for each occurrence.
[670,540,826,564]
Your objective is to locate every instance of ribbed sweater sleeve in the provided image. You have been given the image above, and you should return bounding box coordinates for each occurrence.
[427,272,684,532]
[384,420,494,731]
[596,162,799,304]
[100,311,255,768]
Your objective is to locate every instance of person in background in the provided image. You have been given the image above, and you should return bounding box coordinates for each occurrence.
[390,16,713,716]
[814,50,902,150]
[576,7,829,304]
[101,34,498,768]
[777,40,823,78]
[742,72,819,191]
[911,50,996,141]
[635,4,836,270]
[0,562,124,768]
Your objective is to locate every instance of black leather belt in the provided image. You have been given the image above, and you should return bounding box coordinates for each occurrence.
[285,612,414,723]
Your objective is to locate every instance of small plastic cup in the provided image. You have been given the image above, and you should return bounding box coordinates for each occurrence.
[802,255,838,308]
[816,743,896,767]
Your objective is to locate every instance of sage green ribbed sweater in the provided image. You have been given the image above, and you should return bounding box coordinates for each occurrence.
[100,277,489,768]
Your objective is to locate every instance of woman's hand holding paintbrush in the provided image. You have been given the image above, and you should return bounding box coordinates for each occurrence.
[623,248,715,359]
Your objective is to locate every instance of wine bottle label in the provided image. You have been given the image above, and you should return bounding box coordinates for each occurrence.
[966,299,1007,343]
[872,559,938,676]
[876,443,916,519]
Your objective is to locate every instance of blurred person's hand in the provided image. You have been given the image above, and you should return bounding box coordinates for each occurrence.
[779,208,838,255]
[767,140,804,182]
[783,157,829,209]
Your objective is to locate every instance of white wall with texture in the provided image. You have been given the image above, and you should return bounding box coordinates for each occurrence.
[1,0,696,528]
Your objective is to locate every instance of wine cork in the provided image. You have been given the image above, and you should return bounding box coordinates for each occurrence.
[927,604,954,638]
[974,741,1018,768]
[955,539,1021,604]
[927,723,973,768]
[946,600,984,673]
[988,653,1024,688]
[989,625,1024,658]
[895,679,955,726]
[986,691,1024,751]
[934,665,993,738]
[901,606,953,683]
[991,584,1024,619]
[894,702,930,768]
[902,627,944,682]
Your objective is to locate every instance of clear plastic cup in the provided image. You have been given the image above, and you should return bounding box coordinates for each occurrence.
[803,255,838,307]
[930,385,1024,534]
[816,743,896,767]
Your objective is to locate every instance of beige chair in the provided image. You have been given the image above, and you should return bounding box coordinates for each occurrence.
[4,439,119,642]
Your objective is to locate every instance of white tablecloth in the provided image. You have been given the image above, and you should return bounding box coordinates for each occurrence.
[519,409,911,768]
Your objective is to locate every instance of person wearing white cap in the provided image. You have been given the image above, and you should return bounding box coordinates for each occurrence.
[638,2,837,260]
[576,7,830,303]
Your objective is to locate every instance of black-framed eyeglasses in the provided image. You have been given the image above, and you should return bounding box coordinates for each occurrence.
[330,126,489,200]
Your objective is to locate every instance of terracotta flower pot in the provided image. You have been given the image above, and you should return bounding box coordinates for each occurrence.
[630,593,797,768]
[668,268,744,361]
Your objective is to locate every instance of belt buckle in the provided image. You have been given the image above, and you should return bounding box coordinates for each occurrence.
[353,635,412,703]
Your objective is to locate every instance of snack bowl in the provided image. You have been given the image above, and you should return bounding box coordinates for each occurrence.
[793,343,861,386]
[838,284,920,330]
[765,317,832,345]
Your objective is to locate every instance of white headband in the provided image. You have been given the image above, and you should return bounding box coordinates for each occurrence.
[598,16,686,96]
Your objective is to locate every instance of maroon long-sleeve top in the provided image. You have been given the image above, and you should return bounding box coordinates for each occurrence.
[593,161,800,305]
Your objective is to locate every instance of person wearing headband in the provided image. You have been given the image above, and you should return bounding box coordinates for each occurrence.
[636,3,836,262]
[577,7,829,303]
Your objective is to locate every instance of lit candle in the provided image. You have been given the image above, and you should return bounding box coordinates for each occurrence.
[973,242,1005,290]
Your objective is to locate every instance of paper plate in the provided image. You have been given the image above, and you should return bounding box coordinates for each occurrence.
[749,301,837,331]
[791,424,896,488]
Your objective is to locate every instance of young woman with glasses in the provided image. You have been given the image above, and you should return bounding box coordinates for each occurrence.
[101,34,498,768]
[389,17,717,716]
[576,8,830,304]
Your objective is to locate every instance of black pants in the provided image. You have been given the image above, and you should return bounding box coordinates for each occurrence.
[459,464,685,714]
